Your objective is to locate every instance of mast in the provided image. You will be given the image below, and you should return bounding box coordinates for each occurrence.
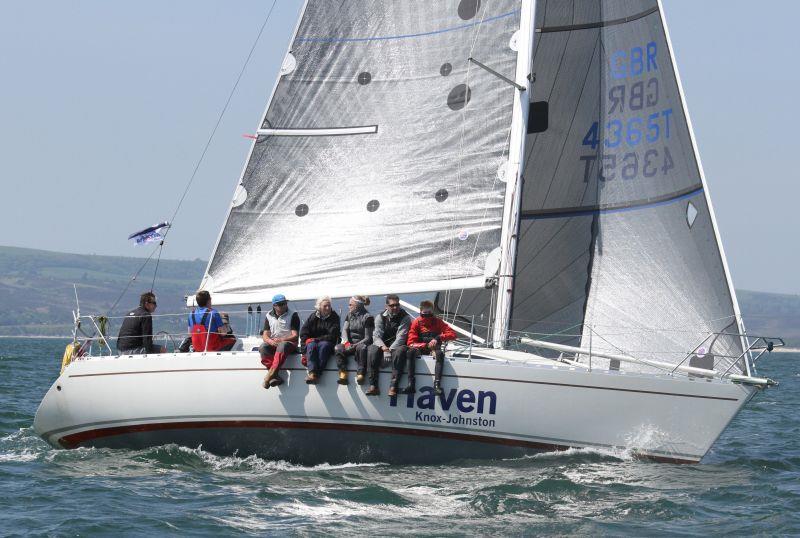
[491,0,536,347]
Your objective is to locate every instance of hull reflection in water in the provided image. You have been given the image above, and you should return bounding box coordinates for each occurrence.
[34,350,756,464]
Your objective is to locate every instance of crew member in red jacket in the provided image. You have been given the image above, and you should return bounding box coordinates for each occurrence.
[407,300,457,395]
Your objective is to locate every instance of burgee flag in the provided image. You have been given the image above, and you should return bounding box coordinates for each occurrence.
[128,222,170,246]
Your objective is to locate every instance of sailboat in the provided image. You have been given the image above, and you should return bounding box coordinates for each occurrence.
[34,0,781,464]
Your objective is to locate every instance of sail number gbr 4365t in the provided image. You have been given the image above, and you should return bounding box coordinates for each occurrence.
[580,41,676,183]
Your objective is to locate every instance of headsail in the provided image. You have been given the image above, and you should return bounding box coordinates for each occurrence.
[202,1,524,304]
[510,0,746,372]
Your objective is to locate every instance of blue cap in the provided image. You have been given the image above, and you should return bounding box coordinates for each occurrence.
[272,293,287,303]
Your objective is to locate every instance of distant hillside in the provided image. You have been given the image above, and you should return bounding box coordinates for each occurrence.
[0,246,204,338]
[736,290,800,347]
[0,246,797,347]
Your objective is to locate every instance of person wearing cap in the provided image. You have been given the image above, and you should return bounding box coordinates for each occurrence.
[334,295,375,390]
[260,294,300,388]
[407,300,457,395]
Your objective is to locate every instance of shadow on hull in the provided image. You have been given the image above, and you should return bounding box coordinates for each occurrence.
[62,423,538,465]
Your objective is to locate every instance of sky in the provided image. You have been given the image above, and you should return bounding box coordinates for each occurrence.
[0,1,798,295]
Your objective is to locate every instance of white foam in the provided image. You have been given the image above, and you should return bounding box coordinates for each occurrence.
[176,444,387,473]
[0,450,39,462]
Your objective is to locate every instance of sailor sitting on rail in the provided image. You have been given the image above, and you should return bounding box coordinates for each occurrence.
[259,294,300,389]
[116,291,165,355]
[335,295,375,390]
[367,294,411,398]
[188,290,227,352]
[407,300,457,396]
[299,296,341,385]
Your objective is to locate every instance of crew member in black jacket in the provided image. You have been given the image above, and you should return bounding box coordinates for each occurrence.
[116,291,164,354]
[299,296,341,384]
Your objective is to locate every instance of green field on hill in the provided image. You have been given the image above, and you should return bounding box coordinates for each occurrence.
[1,245,797,347]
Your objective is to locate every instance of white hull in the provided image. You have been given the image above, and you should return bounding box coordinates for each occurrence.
[34,350,756,464]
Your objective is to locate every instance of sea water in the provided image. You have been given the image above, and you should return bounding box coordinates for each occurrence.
[1,338,798,535]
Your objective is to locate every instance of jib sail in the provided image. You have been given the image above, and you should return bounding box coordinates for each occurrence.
[510,0,745,372]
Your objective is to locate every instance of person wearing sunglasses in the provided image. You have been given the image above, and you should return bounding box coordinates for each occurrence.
[367,294,411,397]
[116,291,165,355]
[407,300,457,396]
[260,294,300,388]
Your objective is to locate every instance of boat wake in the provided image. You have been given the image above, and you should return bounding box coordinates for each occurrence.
[168,444,389,474]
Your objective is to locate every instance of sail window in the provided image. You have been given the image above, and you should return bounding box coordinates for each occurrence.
[458,0,481,21]
[527,101,549,133]
[295,204,309,217]
[447,84,471,110]
[440,63,453,76]
[435,189,449,202]
[367,199,380,212]
[686,201,698,228]
[357,71,372,85]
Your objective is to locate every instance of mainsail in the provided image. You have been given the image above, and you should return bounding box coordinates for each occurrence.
[510,0,746,373]
[202,1,524,304]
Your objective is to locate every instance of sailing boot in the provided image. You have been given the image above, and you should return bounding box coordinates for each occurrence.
[433,381,443,396]
[338,370,349,385]
[269,373,284,387]
[356,371,366,385]
[400,384,415,394]
[365,385,380,396]
[306,372,318,384]
[388,375,399,397]
[266,366,279,384]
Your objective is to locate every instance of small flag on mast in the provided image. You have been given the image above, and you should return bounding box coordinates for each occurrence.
[128,222,170,246]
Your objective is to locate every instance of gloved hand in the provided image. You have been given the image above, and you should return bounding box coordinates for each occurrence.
[301,355,308,366]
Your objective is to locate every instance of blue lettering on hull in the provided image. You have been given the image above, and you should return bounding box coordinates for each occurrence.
[390,386,498,429]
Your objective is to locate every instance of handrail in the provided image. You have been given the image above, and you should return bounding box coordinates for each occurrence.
[519,335,777,387]
[66,311,781,388]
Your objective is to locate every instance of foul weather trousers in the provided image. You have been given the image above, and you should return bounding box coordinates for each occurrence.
[335,342,370,376]
[305,340,334,375]
[259,341,297,372]
[367,345,409,388]
[407,346,445,386]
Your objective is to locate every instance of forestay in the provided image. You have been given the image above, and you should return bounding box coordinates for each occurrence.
[511,0,745,373]
[201,0,524,304]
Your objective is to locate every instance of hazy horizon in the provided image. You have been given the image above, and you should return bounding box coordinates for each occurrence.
[1,1,797,295]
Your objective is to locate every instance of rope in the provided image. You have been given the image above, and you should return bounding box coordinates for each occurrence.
[90,1,279,329]
[162,0,278,242]
[150,241,164,292]
[443,1,495,322]
[140,0,279,295]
